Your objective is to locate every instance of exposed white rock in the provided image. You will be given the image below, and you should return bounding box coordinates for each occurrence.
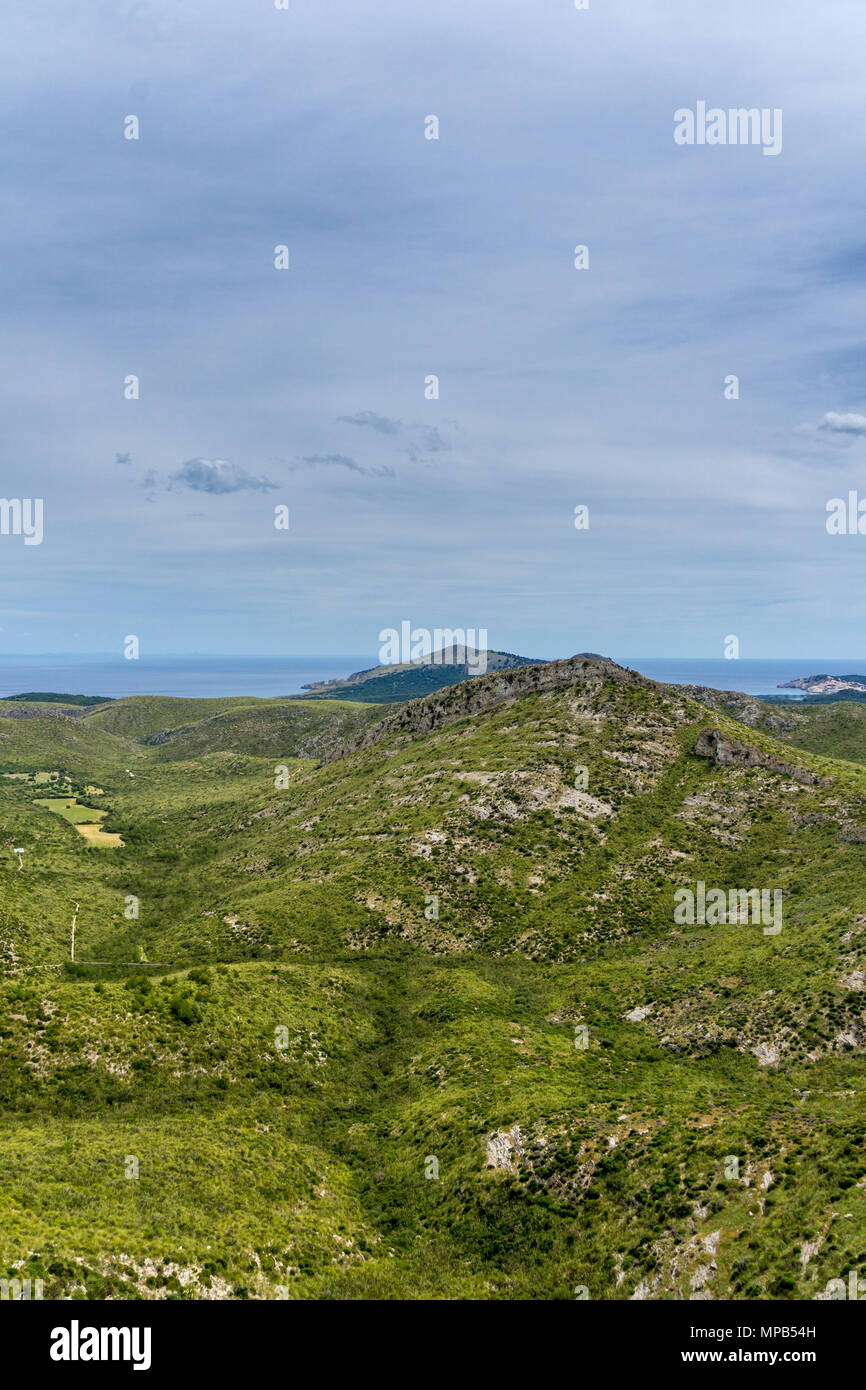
[485,1125,524,1170]
[690,1263,715,1293]
[625,1004,654,1023]
[800,1234,824,1266]
[557,789,614,818]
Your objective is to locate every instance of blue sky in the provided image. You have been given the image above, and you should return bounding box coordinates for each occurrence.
[1,0,865,658]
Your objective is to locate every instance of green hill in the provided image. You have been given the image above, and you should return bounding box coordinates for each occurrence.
[0,707,140,780]
[83,695,266,741]
[1,657,865,1300]
[141,700,387,762]
[71,693,386,760]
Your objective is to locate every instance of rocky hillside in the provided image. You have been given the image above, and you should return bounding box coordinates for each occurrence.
[682,683,866,766]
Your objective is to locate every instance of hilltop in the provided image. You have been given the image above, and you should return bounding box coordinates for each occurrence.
[1,655,865,1300]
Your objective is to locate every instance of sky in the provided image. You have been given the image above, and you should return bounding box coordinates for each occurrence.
[1,0,865,659]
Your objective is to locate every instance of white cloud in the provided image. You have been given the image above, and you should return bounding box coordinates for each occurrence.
[818,412,866,438]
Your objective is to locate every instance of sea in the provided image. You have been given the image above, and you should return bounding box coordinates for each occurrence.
[0,654,861,701]
[0,655,378,701]
[615,658,866,700]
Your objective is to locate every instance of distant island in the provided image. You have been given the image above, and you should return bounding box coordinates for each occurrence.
[1,692,114,706]
[298,647,550,703]
[778,673,866,696]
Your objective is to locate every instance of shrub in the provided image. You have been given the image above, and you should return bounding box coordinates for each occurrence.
[169,994,202,1025]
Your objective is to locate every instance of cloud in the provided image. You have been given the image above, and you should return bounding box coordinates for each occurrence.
[115,451,132,465]
[298,452,364,473]
[422,426,449,451]
[168,458,278,494]
[336,411,401,435]
[409,425,450,456]
[294,453,395,478]
[336,412,451,459]
[818,411,866,438]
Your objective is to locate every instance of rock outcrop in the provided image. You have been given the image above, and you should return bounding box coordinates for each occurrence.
[693,728,830,786]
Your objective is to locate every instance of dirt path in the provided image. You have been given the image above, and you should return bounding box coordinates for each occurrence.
[70,902,79,962]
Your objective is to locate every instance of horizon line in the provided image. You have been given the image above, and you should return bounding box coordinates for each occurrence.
[0,652,864,662]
